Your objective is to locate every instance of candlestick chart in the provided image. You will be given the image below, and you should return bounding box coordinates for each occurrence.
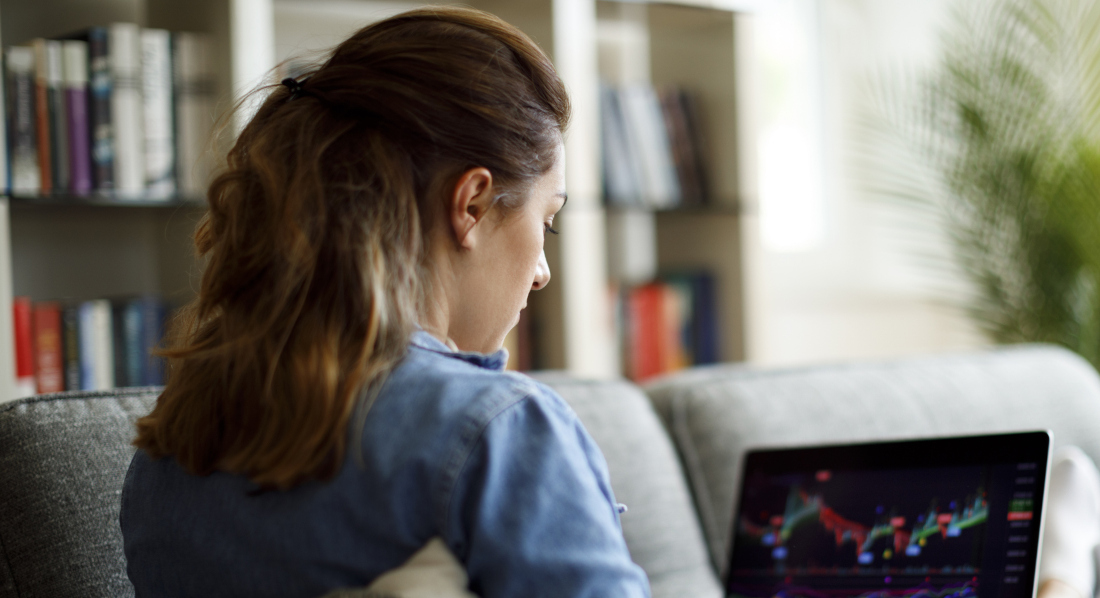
[733,467,989,574]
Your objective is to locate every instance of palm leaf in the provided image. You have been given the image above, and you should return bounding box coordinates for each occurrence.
[866,0,1100,368]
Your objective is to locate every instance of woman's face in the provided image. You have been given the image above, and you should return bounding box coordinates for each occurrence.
[448,144,566,353]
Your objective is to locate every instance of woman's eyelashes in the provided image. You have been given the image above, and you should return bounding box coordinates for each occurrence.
[544,222,559,235]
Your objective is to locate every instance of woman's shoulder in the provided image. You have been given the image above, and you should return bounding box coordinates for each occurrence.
[360,334,577,467]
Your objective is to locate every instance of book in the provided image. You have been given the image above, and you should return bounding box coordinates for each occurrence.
[628,283,668,381]
[61,303,82,390]
[141,29,174,198]
[600,84,709,209]
[619,85,680,208]
[46,40,69,194]
[662,276,694,370]
[620,272,719,380]
[173,32,214,197]
[689,272,719,365]
[13,296,35,397]
[86,27,114,193]
[139,296,167,385]
[659,88,708,206]
[62,40,92,195]
[0,43,8,192]
[33,301,64,393]
[111,297,148,387]
[7,46,40,194]
[79,299,114,390]
[110,23,144,198]
[600,83,641,206]
[31,39,52,194]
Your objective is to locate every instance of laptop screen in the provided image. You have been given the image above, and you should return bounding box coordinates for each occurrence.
[726,431,1051,598]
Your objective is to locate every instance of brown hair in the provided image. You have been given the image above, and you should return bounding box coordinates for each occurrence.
[133,6,570,489]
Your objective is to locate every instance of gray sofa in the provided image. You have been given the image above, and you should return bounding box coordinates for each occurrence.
[3,344,1100,597]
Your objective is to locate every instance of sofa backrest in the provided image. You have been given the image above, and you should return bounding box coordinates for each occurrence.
[644,344,1100,576]
[1,379,715,598]
[0,388,157,598]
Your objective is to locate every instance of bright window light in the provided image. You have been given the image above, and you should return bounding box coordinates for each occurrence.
[757,0,826,253]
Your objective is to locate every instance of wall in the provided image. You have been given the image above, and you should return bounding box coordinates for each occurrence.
[746,0,987,366]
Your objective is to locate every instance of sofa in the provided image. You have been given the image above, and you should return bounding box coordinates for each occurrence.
[3,344,1100,597]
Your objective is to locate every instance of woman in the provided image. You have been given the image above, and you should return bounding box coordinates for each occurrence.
[120,7,650,597]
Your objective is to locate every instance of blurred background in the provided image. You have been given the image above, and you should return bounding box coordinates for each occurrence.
[6,0,1100,399]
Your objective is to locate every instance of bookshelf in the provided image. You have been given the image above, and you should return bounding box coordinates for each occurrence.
[598,1,750,376]
[0,0,758,399]
[0,0,261,401]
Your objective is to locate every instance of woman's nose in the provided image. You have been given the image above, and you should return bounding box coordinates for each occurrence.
[532,250,551,290]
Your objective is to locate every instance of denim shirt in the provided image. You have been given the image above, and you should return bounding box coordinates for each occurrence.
[121,330,651,598]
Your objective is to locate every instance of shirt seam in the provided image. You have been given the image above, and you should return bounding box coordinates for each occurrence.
[435,386,543,558]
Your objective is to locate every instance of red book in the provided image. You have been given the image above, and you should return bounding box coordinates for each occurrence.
[661,283,689,372]
[33,302,64,393]
[32,40,52,194]
[629,283,666,382]
[13,297,36,396]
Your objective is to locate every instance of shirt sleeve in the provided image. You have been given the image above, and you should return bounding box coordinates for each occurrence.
[441,388,651,598]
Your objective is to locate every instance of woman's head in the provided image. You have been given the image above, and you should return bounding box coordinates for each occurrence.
[134,6,570,489]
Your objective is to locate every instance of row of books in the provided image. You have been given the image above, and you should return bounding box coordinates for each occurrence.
[600,83,710,209]
[4,24,214,199]
[12,296,170,398]
[617,272,719,381]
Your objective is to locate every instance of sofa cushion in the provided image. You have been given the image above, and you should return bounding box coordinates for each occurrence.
[644,344,1100,576]
[533,373,723,598]
[0,388,158,598]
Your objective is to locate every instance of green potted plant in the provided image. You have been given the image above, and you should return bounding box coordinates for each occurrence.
[874,0,1100,367]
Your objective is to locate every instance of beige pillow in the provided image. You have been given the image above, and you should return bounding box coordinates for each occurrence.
[321,537,477,598]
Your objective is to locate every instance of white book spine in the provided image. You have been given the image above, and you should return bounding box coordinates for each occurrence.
[6,47,39,195]
[600,85,641,206]
[91,300,114,390]
[173,32,214,197]
[110,23,144,198]
[142,29,174,198]
[621,85,680,208]
[78,302,96,390]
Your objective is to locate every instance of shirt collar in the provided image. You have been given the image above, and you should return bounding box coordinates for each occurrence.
[410,329,510,372]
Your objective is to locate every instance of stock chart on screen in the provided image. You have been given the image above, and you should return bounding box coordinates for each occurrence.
[725,434,1048,598]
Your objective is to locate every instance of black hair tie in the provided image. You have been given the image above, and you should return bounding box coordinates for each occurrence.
[282,77,307,101]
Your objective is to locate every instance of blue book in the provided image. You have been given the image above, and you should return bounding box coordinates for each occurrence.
[61,303,81,390]
[139,296,167,385]
[111,298,143,387]
[85,27,114,192]
[692,273,719,365]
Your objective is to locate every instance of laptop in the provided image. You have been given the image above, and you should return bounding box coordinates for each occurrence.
[725,431,1052,598]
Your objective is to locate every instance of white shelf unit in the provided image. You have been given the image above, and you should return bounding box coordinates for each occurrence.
[598,1,752,370]
[0,0,266,402]
[0,0,758,399]
[272,0,758,377]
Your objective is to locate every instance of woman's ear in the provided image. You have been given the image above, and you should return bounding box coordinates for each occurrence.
[449,167,494,249]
